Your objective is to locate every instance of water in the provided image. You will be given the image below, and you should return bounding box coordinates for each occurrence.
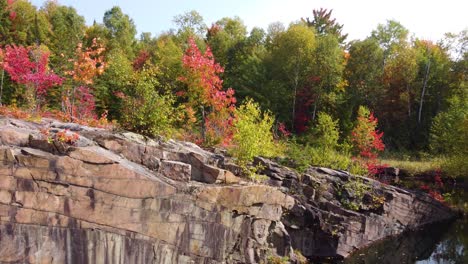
[342,188,468,264]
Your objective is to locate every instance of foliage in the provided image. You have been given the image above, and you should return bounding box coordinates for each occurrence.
[285,138,366,175]
[351,106,386,175]
[430,94,468,178]
[119,66,180,137]
[0,2,466,180]
[307,112,340,150]
[3,44,63,109]
[179,37,236,145]
[302,8,348,43]
[229,98,276,167]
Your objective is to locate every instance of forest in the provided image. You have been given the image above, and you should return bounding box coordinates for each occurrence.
[0,0,466,183]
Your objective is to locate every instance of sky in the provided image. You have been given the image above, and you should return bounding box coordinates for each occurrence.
[30,0,467,42]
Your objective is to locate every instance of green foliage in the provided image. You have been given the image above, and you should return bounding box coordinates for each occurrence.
[307,112,340,149]
[266,255,290,264]
[120,66,179,137]
[229,99,276,166]
[103,6,137,56]
[430,95,468,154]
[285,138,366,175]
[430,94,468,178]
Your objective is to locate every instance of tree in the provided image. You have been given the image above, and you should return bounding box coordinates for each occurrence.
[341,38,384,134]
[351,106,385,175]
[120,66,179,137]
[9,0,49,45]
[206,16,247,67]
[179,37,236,145]
[267,23,316,131]
[308,34,345,121]
[371,20,409,65]
[0,0,14,45]
[307,112,340,150]
[94,48,132,119]
[103,6,137,56]
[64,39,105,120]
[173,10,206,44]
[302,8,348,44]
[41,1,86,73]
[3,44,63,110]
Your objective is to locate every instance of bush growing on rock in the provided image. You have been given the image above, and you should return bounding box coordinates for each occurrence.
[229,98,276,167]
[119,66,181,137]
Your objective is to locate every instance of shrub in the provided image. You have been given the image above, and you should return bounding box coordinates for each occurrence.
[120,67,180,137]
[307,112,340,150]
[229,98,276,166]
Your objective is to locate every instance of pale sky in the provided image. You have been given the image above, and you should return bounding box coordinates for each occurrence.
[30,0,467,42]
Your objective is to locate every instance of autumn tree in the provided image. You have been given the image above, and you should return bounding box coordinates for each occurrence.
[64,39,105,120]
[351,106,385,175]
[179,37,236,145]
[3,44,63,110]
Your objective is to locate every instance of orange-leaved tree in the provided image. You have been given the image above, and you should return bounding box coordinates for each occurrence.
[64,38,105,120]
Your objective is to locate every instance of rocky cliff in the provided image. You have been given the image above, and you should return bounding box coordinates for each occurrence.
[0,117,455,263]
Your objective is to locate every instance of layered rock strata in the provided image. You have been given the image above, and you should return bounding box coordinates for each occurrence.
[0,117,455,263]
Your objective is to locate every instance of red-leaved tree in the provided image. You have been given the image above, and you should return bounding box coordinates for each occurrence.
[179,37,236,145]
[3,45,63,110]
[351,106,386,175]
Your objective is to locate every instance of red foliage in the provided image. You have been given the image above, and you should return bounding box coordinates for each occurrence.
[73,86,96,119]
[278,122,291,137]
[351,108,387,176]
[179,37,236,145]
[133,50,150,70]
[3,45,63,107]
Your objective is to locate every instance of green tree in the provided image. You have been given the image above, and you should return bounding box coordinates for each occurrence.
[173,10,206,45]
[267,23,316,129]
[41,1,86,73]
[120,66,179,137]
[206,16,247,67]
[0,0,14,45]
[103,6,137,57]
[371,20,409,65]
[309,34,345,121]
[341,38,384,134]
[94,49,132,118]
[10,0,49,45]
[302,8,348,44]
[308,112,340,150]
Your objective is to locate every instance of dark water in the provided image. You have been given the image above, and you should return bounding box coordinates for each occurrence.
[343,189,468,264]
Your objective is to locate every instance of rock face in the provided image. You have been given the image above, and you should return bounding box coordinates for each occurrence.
[0,117,456,263]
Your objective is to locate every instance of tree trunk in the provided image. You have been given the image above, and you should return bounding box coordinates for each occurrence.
[292,73,298,132]
[418,60,431,124]
[406,83,411,117]
[201,106,206,143]
[312,93,320,121]
[0,68,4,106]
